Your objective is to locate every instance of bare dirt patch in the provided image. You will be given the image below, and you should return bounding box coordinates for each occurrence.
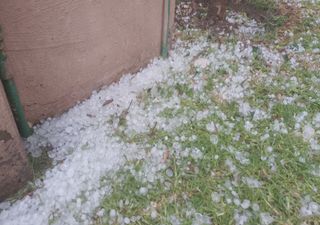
[175,0,300,38]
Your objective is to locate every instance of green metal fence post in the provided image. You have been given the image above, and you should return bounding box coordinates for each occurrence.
[161,0,171,58]
[0,40,33,138]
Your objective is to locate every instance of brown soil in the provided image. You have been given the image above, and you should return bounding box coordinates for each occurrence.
[234,1,300,32]
[175,0,300,38]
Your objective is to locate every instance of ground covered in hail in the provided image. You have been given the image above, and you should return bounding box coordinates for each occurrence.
[1,0,320,224]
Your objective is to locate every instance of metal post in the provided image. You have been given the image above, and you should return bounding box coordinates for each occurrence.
[161,0,171,58]
[0,33,33,138]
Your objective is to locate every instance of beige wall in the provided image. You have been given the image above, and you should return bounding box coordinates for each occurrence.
[0,0,175,200]
[0,82,31,200]
[0,0,175,123]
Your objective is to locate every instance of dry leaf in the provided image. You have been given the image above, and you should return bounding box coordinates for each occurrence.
[102,99,113,106]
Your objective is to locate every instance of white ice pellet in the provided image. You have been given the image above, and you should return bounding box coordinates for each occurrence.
[211,192,223,203]
[252,203,260,212]
[260,213,274,225]
[206,122,217,133]
[242,177,262,188]
[193,213,211,225]
[225,159,238,173]
[96,209,105,217]
[235,151,250,165]
[210,135,219,145]
[260,133,270,141]
[314,113,320,128]
[233,133,241,142]
[194,58,210,69]
[0,202,11,211]
[234,198,241,206]
[244,121,254,131]
[139,187,148,195]
[166,168,174,177]
[124,217,130,224]
[241,200,251,209]
[300,197,320,217]
[239,102,252,116]
[266,146,273,153]
[110,209,117,218]
[170,215,181,225]
[191,148,203,160]
[303,124,315,141]
[234,211,250,225]
[151,210,158,219]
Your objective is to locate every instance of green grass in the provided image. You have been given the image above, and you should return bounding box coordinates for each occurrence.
[28,150,53,179]
[94,1,320,224]
[96,114,320,224]
[96,70,320,224]
[247,0,276,12]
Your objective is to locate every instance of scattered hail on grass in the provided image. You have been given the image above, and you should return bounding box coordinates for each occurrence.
[1,0,320,225]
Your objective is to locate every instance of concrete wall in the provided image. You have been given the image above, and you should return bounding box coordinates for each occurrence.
[0,0,175,123]
[0,82,31,201]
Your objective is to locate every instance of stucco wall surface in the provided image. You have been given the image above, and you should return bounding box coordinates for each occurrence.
[0,82,31,200]
[0,0,171,123]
